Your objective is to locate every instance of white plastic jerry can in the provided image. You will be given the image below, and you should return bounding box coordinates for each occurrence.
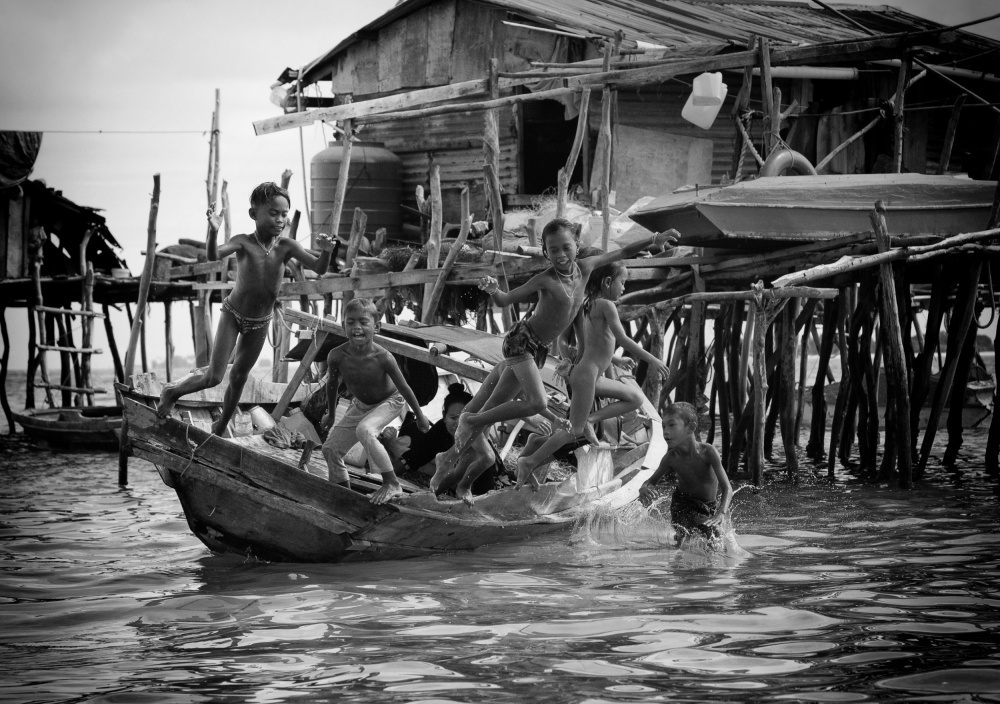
[681,72,729,130]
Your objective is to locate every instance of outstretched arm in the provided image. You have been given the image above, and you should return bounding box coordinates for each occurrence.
[639,452,672,502]
[285,233,334,274]
[478,270,548,307]
[579,229,680,275]
[383,353,430,432]
[704,445,733,527]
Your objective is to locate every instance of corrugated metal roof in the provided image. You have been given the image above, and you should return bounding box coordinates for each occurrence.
[297,0,999,86]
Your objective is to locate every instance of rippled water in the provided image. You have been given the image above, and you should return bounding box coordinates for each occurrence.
[3,372,1000,702]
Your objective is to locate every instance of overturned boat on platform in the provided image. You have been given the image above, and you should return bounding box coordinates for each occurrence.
[120,316,666,563]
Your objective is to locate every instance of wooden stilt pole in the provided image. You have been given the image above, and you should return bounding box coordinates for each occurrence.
[599,84,613,251]
[271,331,329,422]
[102,304,124,385]
[942,297,981,466]
[937,95,966,174]
[828,286,851,479]
[0,307,13,434]
[54,315,72,407]
[715,304,731,467]
[79,230,95,406]
[808,298,838,460]
[985,179,1000,474]
[917,258,982,477]
[911,270,948,450]
[750,305,769,484]
[30,233,55,408]
[642,311,665,412]
[758,37,774,157]
[119,174,161,486]
[871,201,913,487]
[779,299,799,479]
[25,307,36,410]
[164,301,173,383]
[794,307,811,444]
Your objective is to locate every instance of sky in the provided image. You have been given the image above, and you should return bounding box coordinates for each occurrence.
[2,0,999,374]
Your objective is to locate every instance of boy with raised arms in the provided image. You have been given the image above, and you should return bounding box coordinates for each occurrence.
[157,182,334,435]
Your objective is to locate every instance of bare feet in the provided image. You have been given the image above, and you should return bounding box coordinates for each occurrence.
[454,482,475,506]
[369,478,404,505]
[155,384,180,419]
[582,421,600,446]
[210,418,233,437]
[515,455,534,490]
[454,412,477,449]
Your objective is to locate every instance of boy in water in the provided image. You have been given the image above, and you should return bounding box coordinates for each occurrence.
[442,218,676,504]
[157,183,334,435]
[639,402,733,546]
[321,298,431,504]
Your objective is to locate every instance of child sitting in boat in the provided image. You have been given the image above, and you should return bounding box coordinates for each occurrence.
[515,260,670,489]
[321,297,431,504]
[446,218,677,504]
[156,183,335,434]
[639,401,733,546]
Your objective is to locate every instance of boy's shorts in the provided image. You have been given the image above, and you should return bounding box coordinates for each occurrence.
[670,488,721,544]
[502,319,549,369]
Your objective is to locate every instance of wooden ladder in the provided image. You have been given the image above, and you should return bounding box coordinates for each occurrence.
[30,228,106,406]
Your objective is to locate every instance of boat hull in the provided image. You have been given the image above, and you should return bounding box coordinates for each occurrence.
[123,396,653,563]
[12,406,123,449]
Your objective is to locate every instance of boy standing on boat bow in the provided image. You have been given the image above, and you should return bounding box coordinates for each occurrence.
[321,297,431,504]
[156,182,334,435]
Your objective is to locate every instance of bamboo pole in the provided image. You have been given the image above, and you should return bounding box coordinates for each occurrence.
[421,165,443,315]
[871,200,912,487]
[423,187,471,324]
[120,174,161,486]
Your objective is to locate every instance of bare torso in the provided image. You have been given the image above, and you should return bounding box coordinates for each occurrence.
[525,265,586,344]
[330,343,399,406]
[576,299,616,372]
[225,234,290,317]
[666,442,720,503]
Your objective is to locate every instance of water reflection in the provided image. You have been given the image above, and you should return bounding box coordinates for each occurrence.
[2,432,999,702]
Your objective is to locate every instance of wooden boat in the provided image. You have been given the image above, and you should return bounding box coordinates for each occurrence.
[122,393,657,562]
[12,405,123,449]
[120,315,668,562]
[631,174,998,248]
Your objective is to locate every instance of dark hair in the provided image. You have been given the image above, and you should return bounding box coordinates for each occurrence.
[663,401,699,429]
[442,382,473,414]
[540,217,581,252]
[344,297,378,318]
[250,182,290,209]
[583,261,627,316]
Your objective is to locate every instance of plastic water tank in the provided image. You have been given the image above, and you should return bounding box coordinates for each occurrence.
[310,141,402,245]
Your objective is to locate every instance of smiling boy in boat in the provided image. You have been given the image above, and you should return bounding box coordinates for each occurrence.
[321,297,431,504]
[156,182,334,435]
[444,218,678,504]
[639,401,733,546]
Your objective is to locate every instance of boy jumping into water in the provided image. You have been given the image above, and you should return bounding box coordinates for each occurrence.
[639,402,733,546]
[157,182,334,435]
[444,218,677,503]
[321,297,431,504]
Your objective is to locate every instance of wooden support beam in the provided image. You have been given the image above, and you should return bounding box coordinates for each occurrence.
[37,344,103,355]
[557,88,591,219]
[34,305,105,318]
[423,187,471,325]
[421,165,443,317]
[759,38,774,157]
[34,383,107,394]
[271,331,329,422]
[102,304,124,385]
[871,201,912,488]
[937,95,966,174]
[827,285,852,479]
[483,161,513,330]
[892,58,912,173]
